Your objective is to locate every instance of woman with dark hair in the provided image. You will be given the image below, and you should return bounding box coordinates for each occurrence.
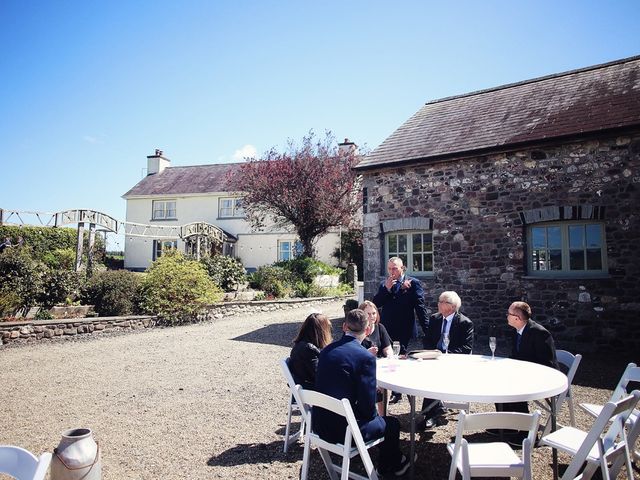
[289,312,333,390]
[360,300,393,358]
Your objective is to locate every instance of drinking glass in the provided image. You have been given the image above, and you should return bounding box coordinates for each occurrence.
[489,336,497,360]
[442,333,450,354]
[392,341,400,358]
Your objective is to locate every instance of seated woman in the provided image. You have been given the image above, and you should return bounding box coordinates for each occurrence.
[360,300,393,415]
[289,312,333,390]
[360,300,392,358]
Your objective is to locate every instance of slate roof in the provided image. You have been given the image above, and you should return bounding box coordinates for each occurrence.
[356,56,640,170]
[123,163,243,197]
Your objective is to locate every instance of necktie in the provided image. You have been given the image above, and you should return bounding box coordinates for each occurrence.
[437,319,448,351]
[516,333,522,352]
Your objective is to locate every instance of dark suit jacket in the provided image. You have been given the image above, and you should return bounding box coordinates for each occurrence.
[372,275,428,345]
[423,312,474,354]
[511,319,558,369]
[313,335,386,443]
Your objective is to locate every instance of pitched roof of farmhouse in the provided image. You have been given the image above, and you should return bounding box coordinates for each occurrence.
[356,55,640,170]
[123,163,243,197]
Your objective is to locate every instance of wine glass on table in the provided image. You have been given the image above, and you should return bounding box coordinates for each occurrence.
[489,336,497,360]
[392,341,401,359]
[442,333,450,354]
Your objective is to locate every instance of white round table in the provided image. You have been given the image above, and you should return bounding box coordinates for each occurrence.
[377,353,568,403]
[376,354,568,479]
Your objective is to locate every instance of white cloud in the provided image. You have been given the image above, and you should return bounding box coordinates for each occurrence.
[83,135,99,144]
[233,144,257,161]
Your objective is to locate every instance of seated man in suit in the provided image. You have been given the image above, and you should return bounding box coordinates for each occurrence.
[495,301,558,445]
[418,290,474,429]
[313,309,414,476]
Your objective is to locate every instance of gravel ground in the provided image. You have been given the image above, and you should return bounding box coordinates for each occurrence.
[1,299,637,479]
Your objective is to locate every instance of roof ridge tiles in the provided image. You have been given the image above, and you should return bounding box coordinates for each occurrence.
[424,55,640,106]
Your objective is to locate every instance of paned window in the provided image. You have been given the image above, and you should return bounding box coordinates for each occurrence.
[219,197,244,218]
[385,231,433,275]
[278,240,303,261]
[529,222,607,275]
[152,200,177,220]
[153,240,178,261]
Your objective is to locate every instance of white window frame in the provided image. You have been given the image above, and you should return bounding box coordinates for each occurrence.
[527,221,607,276]
[277,240,302,261]
[153,239,178,261]
[218,197,244,218]
[385,230,433,275]
[152,199,177,220]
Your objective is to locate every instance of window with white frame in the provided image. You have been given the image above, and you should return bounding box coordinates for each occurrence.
[278,240,303,261]
[152,200,177,220]
[153,239,178,260]
[218,197,244,218]
[385,231,433,275]
[528,221,607,275]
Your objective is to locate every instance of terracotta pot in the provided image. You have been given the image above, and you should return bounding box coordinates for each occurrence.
[51,428,101,480]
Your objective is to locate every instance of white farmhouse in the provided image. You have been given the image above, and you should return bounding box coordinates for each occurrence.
[122,150,340,271]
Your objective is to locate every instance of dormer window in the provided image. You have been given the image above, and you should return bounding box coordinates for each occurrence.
[152,200,177,220]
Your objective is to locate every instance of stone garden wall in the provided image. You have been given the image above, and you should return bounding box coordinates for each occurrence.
[0,296,347,346]
[362,132,640,352]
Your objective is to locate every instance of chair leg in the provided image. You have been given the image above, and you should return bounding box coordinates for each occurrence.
[317,448,340,480]
[284,399,293,453]
[340,452,350,480]
[300,433,312,480]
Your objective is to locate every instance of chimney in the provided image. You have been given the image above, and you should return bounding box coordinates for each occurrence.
[338,138,358,156]
[147,149,170,175]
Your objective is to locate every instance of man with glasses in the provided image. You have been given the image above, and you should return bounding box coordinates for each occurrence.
[417,291,474,429]
[495,301,558,445]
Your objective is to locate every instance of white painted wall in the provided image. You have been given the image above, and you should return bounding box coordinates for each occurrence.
[124,193,341,271]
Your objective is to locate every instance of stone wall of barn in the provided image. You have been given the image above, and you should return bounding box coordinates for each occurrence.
[362,132,640,352]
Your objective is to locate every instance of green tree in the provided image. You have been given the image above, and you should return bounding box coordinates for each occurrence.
[200,255,246,292]
[139,251,222,323]
[0,246,45,314]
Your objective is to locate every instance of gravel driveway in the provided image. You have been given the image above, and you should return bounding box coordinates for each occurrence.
[1,299,636,479]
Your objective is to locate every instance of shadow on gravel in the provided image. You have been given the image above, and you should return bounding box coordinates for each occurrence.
[231,317,346,348]
[207,440,300,466]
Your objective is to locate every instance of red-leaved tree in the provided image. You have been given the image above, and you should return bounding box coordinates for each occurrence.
[226,131,362,259]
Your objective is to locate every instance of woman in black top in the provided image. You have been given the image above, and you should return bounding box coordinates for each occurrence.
[289,312,332,390]
[360,300,392,358]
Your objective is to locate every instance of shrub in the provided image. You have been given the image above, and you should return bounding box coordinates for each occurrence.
[274,257,341,284]
[34,308,54,320]
[42,248,76,270]
[200,255,246,292]
[38,269,81,308]
[293,281,329,298]
[249,265,293,298]
[0,246,45,312]
[139,251,222,323]
[81,270,141,316]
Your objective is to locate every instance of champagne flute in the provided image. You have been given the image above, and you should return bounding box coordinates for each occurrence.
[442,333,450,354]
[392,341,400,359]
[489,336,497,360]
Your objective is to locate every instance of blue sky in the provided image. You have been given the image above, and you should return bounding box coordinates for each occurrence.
[1,1,638,250]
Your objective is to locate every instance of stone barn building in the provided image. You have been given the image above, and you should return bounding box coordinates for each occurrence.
[356,56,640,352]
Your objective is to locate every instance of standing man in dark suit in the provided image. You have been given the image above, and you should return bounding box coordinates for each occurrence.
[373,257,429,403]
[496,301,558,432]
[313,309,413,476]
[373,257,428,354]
[418,291,474,429]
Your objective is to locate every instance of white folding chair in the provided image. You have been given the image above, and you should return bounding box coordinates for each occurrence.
[0,445,52,480]
[579,362,640,462]
[534,349,582,442]
[447,409,541,480]
[279,357,308,453]
[540,390,640,480]
[298,386,383,480]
